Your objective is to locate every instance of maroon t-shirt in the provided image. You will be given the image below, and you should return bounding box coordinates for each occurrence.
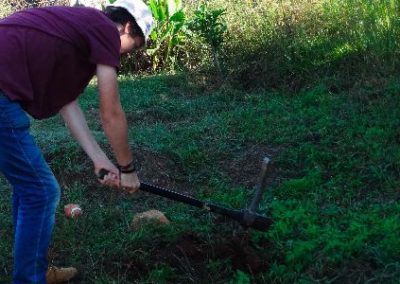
[0,6,120,119]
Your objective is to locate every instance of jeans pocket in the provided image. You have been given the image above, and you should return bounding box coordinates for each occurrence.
[0,95,30,130]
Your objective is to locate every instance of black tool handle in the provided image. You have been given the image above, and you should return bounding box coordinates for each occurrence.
[98,169,271,231]
[141,182,271,232]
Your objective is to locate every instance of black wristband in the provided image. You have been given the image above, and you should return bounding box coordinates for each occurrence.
[120,168,136,174]
[118,160,136,173]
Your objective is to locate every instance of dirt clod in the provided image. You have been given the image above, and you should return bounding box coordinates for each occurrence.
[131,209,170,230]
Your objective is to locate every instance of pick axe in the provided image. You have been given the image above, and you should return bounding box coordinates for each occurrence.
[98,157,271,231]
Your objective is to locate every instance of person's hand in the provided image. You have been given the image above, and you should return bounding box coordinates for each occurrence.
[120,172,140,193]
[94,159,119,187]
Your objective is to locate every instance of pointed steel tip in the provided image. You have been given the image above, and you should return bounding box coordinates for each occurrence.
[262,156,271,165]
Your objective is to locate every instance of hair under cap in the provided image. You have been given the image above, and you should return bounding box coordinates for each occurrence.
[106,0,153,42]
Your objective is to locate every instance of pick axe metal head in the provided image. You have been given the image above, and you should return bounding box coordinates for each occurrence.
[241,157,271,229]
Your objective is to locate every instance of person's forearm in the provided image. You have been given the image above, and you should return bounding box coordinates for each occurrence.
[100,105,133,167]
[60,100,108,164]
[96,64,139,191]
[96,64,133,167]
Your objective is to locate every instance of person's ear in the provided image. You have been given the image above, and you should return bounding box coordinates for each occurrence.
[123,22,131,35]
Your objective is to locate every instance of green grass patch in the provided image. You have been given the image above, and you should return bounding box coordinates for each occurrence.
[0,75,400,282]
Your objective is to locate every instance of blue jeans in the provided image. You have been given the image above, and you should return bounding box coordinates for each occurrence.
[0,92,60,283]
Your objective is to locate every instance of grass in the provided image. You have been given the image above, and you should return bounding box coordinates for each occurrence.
[1,74,400,282]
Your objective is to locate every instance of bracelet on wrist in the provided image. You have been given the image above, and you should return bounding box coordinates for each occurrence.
[118,160,136,173]
[120,168,136,174]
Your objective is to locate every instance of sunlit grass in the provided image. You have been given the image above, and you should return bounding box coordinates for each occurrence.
[207,0,400,88]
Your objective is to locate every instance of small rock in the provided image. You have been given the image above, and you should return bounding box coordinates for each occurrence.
[131,209,170,230]
[47,266,78,283]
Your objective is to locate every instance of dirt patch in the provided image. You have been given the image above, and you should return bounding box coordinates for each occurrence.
[53,145,188,191]
[49,232,270,283]
[152,233,269,280]
[135,144,277,191]
[218,144,280,188]
[50,122,278,196]
[134,149,188,190]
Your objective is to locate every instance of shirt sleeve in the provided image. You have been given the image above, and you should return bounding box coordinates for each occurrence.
[86,23,121,68]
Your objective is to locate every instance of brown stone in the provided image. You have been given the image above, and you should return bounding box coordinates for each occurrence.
[46,266,78,283]
[131,209,170,230]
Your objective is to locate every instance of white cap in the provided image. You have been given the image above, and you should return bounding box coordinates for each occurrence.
[106,0,154,42]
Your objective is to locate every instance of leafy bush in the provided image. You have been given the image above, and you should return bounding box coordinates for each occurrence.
[188,4,227,81]
[147,0,188,71]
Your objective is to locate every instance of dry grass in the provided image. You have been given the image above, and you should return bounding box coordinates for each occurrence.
[6,0,70,12]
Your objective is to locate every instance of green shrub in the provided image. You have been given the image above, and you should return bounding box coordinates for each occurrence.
[188,4,227,80]
[146,0,188,71]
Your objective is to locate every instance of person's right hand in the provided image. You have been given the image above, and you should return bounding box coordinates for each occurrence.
[120,172,140,193]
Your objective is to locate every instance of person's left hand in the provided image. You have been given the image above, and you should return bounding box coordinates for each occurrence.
[94,159,119,187]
